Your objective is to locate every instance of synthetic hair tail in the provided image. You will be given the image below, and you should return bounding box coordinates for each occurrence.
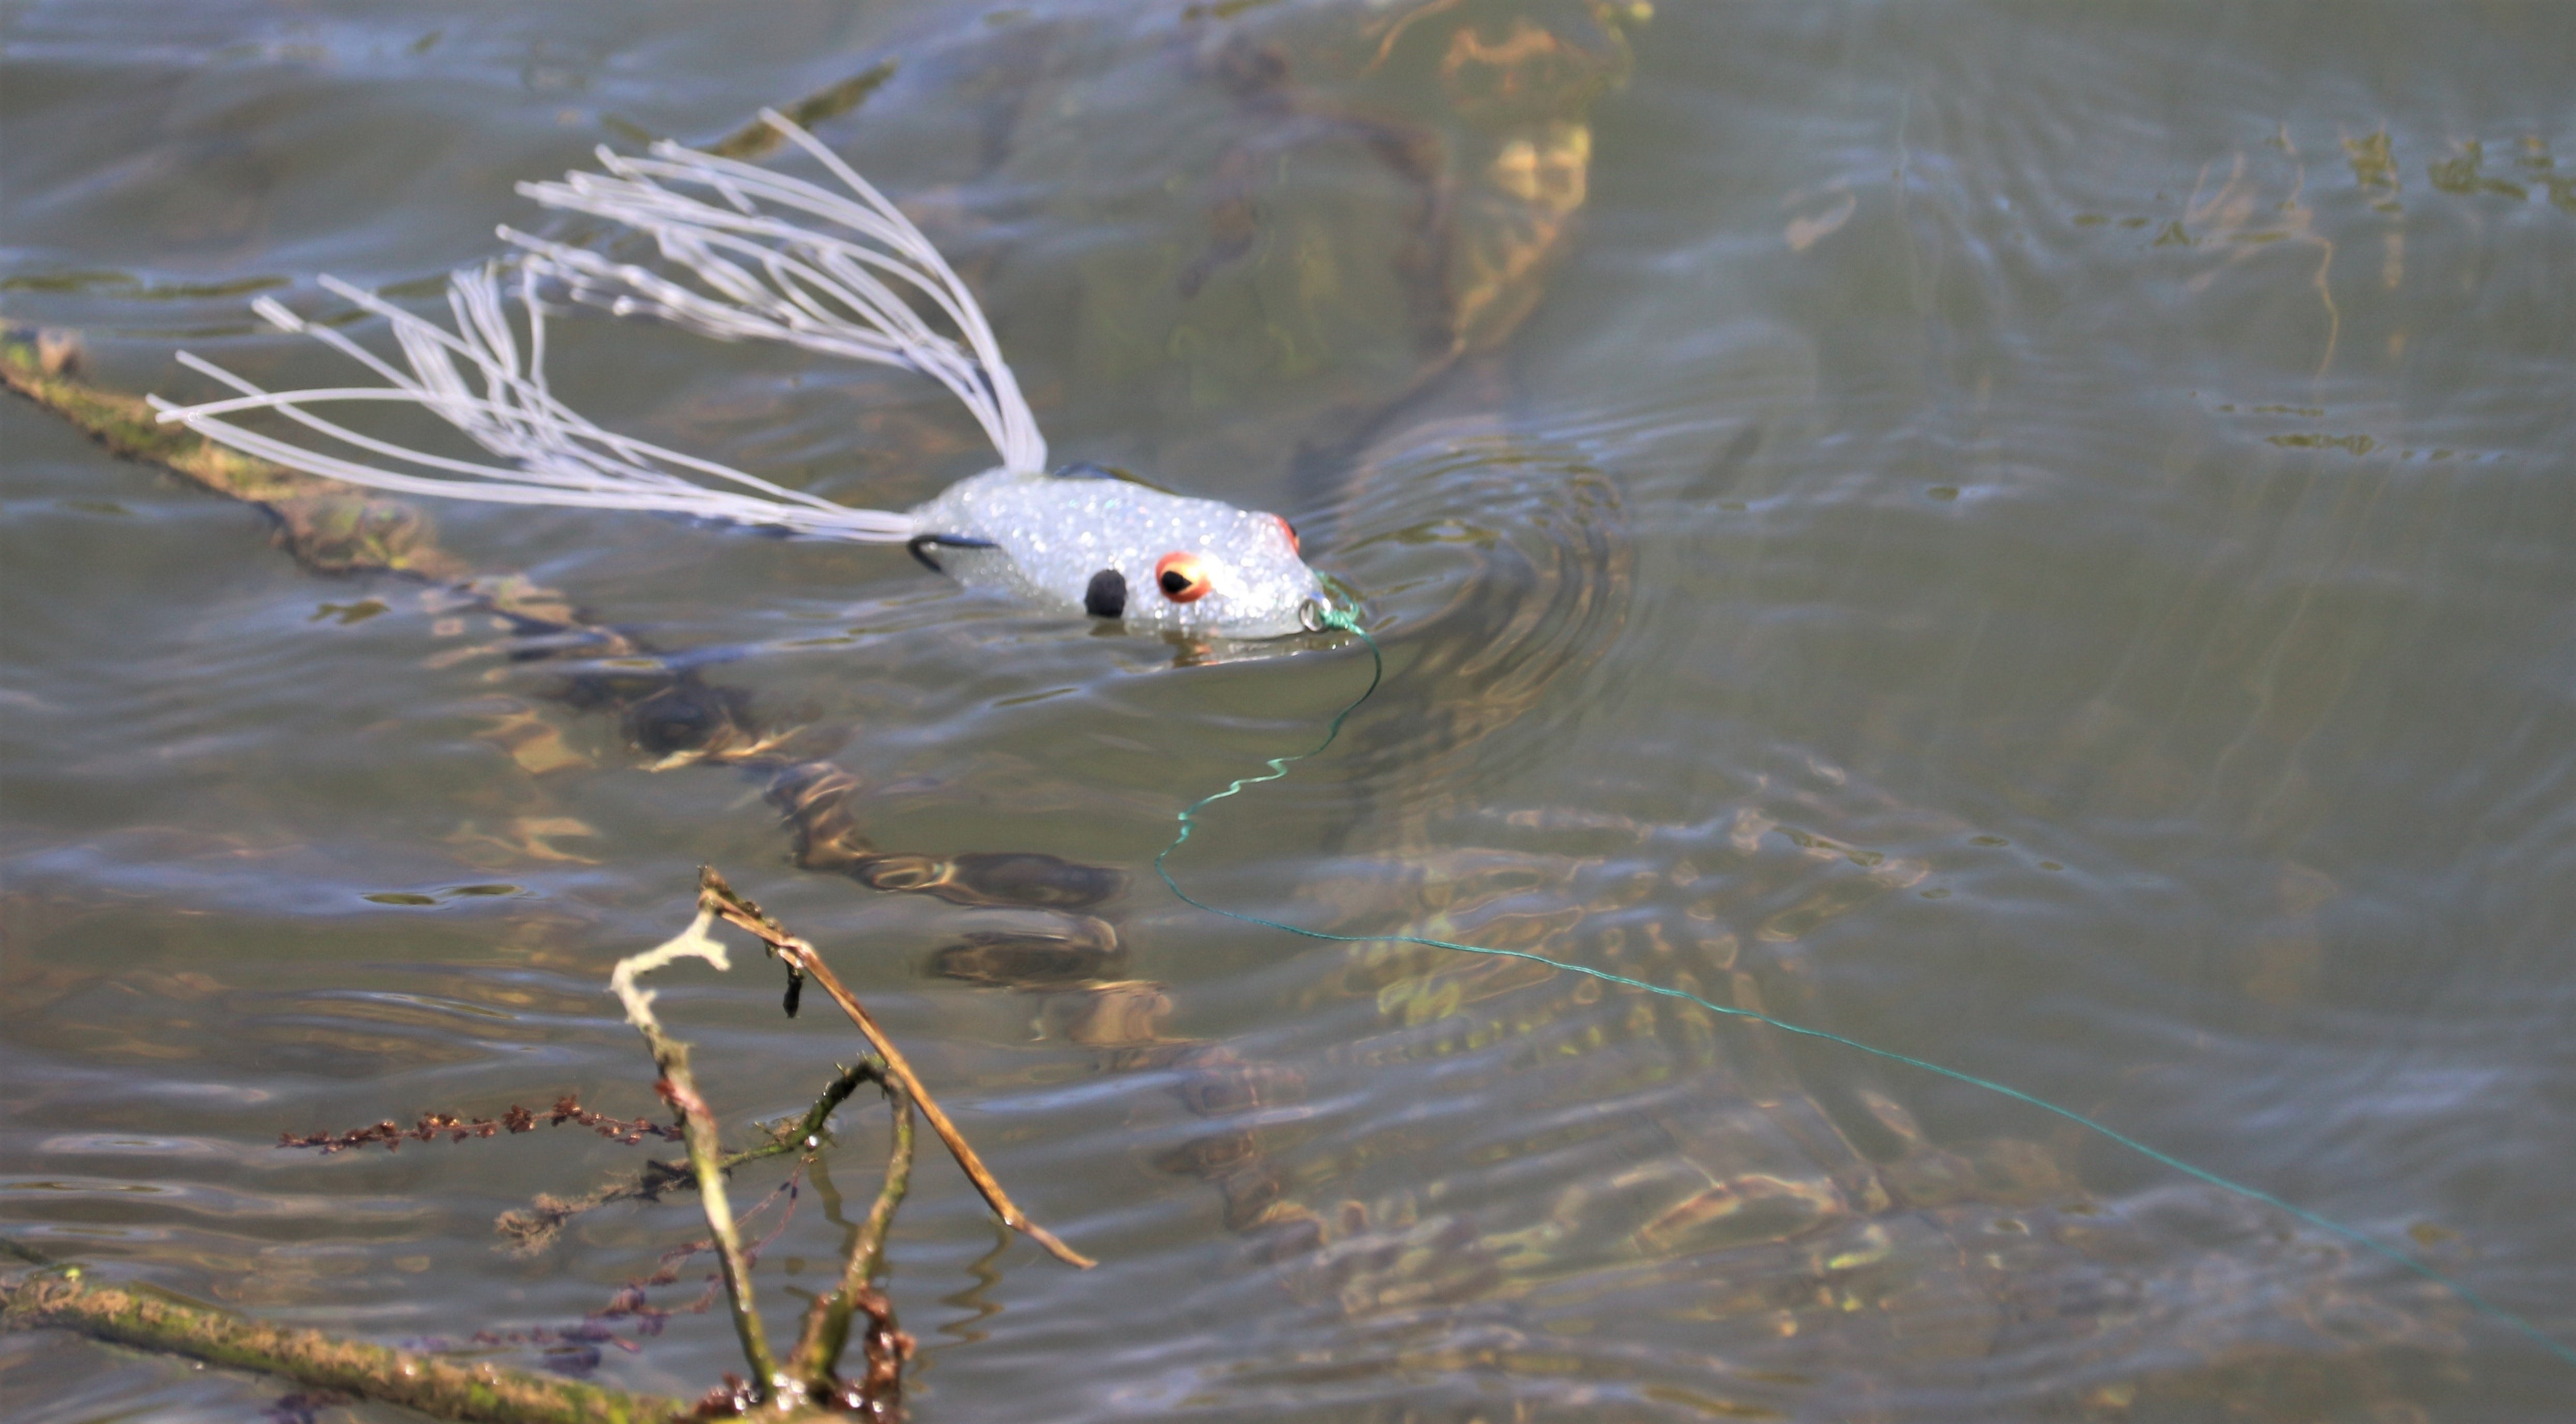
[505,108,1047,475]
[151,266,921,542]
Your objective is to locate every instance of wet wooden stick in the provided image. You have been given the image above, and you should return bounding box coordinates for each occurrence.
[696,868,1096,1269]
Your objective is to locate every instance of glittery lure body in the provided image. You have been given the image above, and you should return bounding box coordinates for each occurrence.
[909,467,1324,638]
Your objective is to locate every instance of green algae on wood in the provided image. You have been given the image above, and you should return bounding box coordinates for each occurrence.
[0,1269,682,1424]
[2,325,467,580]
[1,325,620,640]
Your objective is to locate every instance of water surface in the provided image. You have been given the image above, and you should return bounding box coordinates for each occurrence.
[5,3,2573,1420]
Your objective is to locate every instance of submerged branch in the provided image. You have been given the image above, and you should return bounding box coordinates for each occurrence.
[0,1269,678,1424]
[710,61,899,160]
[696,867,1096,1269]
[0,878,946,1420]
[0,325,612,637]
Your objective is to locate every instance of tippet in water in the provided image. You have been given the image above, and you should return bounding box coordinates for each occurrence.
[149,111,1333,640]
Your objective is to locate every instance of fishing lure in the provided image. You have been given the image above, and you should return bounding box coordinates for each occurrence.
[149,110,1333,640]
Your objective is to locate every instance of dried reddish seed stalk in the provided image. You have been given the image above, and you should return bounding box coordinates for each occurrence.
[279,1095,683,1155]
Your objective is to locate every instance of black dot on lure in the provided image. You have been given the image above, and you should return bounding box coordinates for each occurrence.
[1084,568,1127,619]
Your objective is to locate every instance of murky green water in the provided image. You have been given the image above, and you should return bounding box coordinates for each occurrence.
[6,3,2573,1419]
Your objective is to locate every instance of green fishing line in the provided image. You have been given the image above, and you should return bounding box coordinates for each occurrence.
[1155,607,2576,1371]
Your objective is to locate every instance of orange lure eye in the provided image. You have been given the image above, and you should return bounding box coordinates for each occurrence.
[1155,551,1212,602]
[1269,514,1300,554]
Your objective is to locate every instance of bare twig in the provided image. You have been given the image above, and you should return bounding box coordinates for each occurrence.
[696,867,1096,1269]
[608,914,780,1398]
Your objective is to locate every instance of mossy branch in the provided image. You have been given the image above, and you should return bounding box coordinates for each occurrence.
[0,1269,679,1424]
[790,1077,915,1390]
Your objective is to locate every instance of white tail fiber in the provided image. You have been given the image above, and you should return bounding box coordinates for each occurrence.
[506,109,1046,474]
[154,111,1053,540]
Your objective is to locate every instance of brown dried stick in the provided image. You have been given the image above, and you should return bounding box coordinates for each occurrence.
[696,868,1096,1269]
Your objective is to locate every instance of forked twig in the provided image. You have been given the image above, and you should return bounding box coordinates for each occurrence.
[608,913,780,1392]
[695,867,1096,1270]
